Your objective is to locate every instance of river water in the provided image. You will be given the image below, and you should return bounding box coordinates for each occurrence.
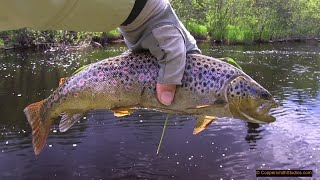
[0,42,319,179]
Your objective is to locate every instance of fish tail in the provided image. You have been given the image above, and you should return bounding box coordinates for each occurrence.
[24,99,51,155]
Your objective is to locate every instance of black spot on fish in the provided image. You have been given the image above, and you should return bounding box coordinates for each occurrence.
[230,70,234,74]
[211,68,216,72]
[243,93,246,96]
[235,86,239,90]
[236,92,240,95]
[198,74,203,79]
[203,70,207,75]
[187,65,191,70]
[226,74,231,79]
[195,82,198,86]
[220,80,224,87]
[197,62,201,66]
[261,92,271,100]
[219,64,222,67]
[210,83,214,88]
[204,64,209,68]
[201,89,204,93]
[203,82,207,87]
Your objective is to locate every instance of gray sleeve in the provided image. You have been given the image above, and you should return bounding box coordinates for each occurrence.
[141,25,186,85]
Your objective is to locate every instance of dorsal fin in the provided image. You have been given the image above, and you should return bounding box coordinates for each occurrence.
[59,113,85,132]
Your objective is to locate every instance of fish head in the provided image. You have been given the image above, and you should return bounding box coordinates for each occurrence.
[225,76,279,123]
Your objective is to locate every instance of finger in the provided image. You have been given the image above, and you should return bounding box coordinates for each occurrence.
[156,83,177,106]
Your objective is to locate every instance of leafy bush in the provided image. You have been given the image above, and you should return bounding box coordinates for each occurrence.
[185,21,208,40]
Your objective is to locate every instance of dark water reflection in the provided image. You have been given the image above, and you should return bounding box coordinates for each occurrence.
[0,42,319,179]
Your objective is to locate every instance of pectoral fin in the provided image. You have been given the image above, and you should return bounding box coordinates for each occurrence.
[59,113,85,132]
[193,115,217,135]
[111,107,135,117]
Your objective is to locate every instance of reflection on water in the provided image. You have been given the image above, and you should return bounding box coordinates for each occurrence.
[0,42,320,179]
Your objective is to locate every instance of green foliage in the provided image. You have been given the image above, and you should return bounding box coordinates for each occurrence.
[185,21,208,40]
[72,65,89,75]
[106,29,121,39]
[0,28,122,49]
[219,57,243,70]
[0,39,4,48]
[1,0,319,46]
[172,0,320,43]
[226,57,242,70]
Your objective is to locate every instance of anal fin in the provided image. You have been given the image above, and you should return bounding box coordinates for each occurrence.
[193,115,217,135]
[59,113,85,132]
[111,107,135,117]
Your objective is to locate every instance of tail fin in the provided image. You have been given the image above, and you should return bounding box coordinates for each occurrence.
[24,100,51,155]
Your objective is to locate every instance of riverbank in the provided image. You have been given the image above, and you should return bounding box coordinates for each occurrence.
[0,28,319,51]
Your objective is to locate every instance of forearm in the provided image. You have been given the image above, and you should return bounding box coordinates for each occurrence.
[0,0,134,32]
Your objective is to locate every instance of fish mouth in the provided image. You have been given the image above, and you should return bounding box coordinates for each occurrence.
[242,99,279,124]
[257,99,279,116]
[230,99,279,124]
[238,110,276,124]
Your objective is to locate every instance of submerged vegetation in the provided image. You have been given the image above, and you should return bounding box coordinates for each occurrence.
[0,0,319,49]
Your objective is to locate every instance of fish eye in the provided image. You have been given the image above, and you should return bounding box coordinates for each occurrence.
[260,92,271,100]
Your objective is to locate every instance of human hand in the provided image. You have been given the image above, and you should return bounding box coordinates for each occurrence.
[156,83,176,106]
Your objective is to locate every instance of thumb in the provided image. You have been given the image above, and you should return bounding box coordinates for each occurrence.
[156,83,177,106]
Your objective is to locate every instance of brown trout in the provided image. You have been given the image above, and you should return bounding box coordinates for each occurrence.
[24,51,278,155]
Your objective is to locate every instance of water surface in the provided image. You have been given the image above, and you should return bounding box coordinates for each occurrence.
[0,42,319,179]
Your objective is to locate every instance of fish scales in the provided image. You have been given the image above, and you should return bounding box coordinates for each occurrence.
[24,51,278,155]
[49,52,243,115]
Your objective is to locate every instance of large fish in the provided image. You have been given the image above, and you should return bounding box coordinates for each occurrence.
[24,51,278,155]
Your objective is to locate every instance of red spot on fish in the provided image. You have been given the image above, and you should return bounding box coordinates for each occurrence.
[193,68,199,75]
[62,89,68,95]
[54,94,59,101]
[78,79,85,86]
[139,73,145,82]
[122,67,129,75]
[98,72,104,79]
[145,73,151,81]
[111,80,118,86]
[73,92,79,97]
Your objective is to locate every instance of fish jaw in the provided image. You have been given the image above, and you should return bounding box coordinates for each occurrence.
[224,76,279,124]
